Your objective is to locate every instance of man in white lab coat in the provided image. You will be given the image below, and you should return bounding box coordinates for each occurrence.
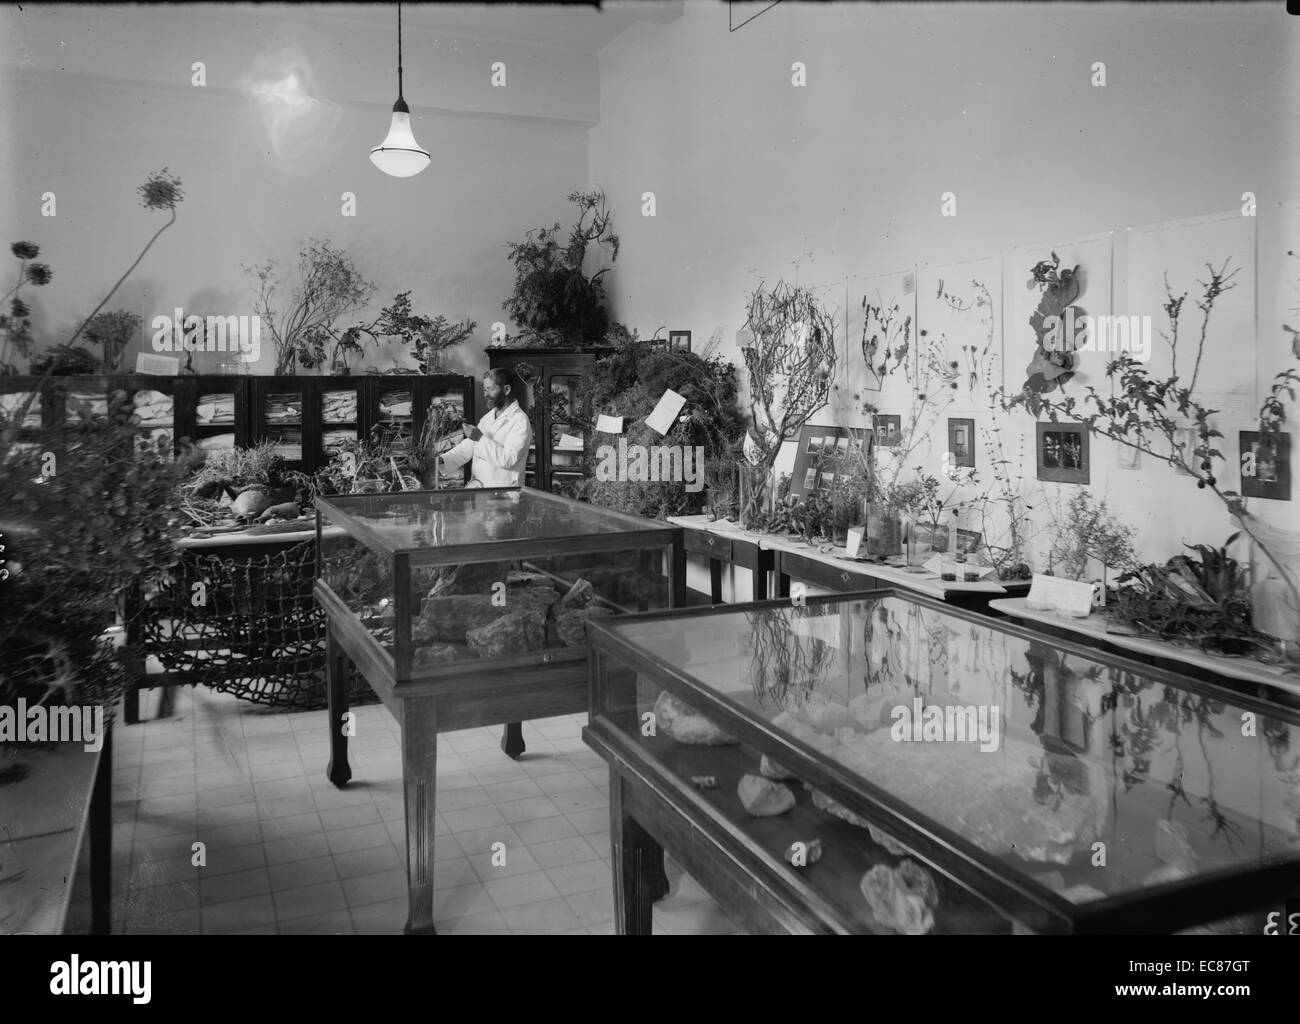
[437,369,532,487]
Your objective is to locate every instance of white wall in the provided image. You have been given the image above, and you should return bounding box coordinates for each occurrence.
[0,3,597,375]
[591,1,1300,605]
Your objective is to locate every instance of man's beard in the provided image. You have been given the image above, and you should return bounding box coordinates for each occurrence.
[491,392,507,410]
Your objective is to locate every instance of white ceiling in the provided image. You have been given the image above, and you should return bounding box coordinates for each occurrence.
[301,1,685,53]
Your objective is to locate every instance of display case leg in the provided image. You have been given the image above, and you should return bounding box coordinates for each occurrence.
[325,628,352,788]
[90,724,112,935]
[609,769,669,933]
[402,695,439,936]
[500,721,525,759]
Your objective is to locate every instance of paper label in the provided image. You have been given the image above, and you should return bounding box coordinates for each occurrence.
[1026,574,1096,618]
[595,414,624,434]
[845,527,865,559]
[645,389,687,436]
[557,433,584,450]
[135,353,180,375]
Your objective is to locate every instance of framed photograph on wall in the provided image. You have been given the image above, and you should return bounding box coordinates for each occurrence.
[1036,421,1090,484]
[874,414,902,447]
[947,417,975,468]
[668,330,692,352]
[790,424,873,498]
[1239,431,1291,500]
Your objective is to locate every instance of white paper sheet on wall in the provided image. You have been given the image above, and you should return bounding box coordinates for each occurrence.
[595,414,624,434]
[843,268,917,428]
[1006,233,1114,397]
[1120,210,1256,416]
[916,255,1002,413]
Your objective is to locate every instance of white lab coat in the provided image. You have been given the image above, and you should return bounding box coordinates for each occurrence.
[438,400,532,487]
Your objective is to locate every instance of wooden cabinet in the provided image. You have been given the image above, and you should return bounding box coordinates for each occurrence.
[0,374,476,476]
[485,346,613,493]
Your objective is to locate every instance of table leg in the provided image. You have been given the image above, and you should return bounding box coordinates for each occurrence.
[709,557,723,603]
[609,768,657,935]
[91,725,112,935]
[325,627,352,788]
[402,695,439,935]
[500,721,525,759]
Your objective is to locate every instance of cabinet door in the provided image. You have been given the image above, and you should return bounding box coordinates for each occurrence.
[546,372,585,496]
[114,374,182,458]
[190,376,248,457]
[367,378,416,446]
[251,378,307,467]
[316,378,362,469]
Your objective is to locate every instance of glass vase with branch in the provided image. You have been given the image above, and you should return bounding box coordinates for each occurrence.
[1000,256,1300,630]
[739,279,837,526]
[975,359,1037,580]
[246,238,377,374]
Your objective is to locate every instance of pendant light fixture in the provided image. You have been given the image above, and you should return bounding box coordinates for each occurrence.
[370,1,430,178]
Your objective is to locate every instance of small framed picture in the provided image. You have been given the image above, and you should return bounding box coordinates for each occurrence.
[875,414,902,447]
[1036,422,1090,484]
[668,330,692,352]
[1239,431,1291,500]
[954,528,982,555]
[947,417,975,468]
[791,424,872,498]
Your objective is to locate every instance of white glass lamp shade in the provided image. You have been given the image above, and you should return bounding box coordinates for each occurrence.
[370,99,430,178]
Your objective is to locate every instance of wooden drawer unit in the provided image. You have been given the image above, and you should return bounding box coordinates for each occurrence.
[778,550,879,593]
[683,528,733,561]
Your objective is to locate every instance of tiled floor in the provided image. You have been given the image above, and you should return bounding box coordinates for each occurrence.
[110,686,742,935]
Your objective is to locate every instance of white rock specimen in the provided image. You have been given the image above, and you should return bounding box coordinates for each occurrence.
[1060,884,1107,904]
[808,785,872,829]
[867,824,912,857]
[859,860,940,935]
[737,774,796,817]
[760,754,797,780]
[653,691,739,746]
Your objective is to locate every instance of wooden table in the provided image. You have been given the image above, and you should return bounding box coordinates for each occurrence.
[0,732,112,935]
[667,515,775,603]
[991,597,1300,707]
[755,532,1030,610]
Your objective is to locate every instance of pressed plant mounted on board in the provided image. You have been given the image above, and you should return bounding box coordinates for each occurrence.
[1000,256,1300,640]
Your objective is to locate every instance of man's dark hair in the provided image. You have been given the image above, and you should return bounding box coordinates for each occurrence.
[485,368,529,412]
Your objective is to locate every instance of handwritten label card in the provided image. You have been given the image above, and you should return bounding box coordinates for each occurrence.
[845,527,865,559]
[1026,573,1096,618]
[645,389,687,436]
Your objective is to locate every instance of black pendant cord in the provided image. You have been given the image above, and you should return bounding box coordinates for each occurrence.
[397,0,404,105]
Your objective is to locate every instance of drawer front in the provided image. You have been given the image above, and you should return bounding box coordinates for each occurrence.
[684,529,733,561]
[781,552,876,592]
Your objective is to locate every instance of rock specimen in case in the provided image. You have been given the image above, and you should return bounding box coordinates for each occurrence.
[413,643,472,669]
[738,774,796,817]
[760,754,797,781]
[690,776,717,789]
[808,785,872,829]
[859,859,940,935]
[415,594,500,642]
[867,824,912,857]
[425,561,509,599]
[466,607,547,658]
[653,691,739,746]
[557,606,614,647]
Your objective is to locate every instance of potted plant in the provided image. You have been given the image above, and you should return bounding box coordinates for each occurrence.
[1,391,186,781]
[501,188,619,348]
[739,277,837,525]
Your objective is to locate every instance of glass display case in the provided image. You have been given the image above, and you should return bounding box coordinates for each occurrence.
[586,591,1300,934]
[316,487,684,684]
